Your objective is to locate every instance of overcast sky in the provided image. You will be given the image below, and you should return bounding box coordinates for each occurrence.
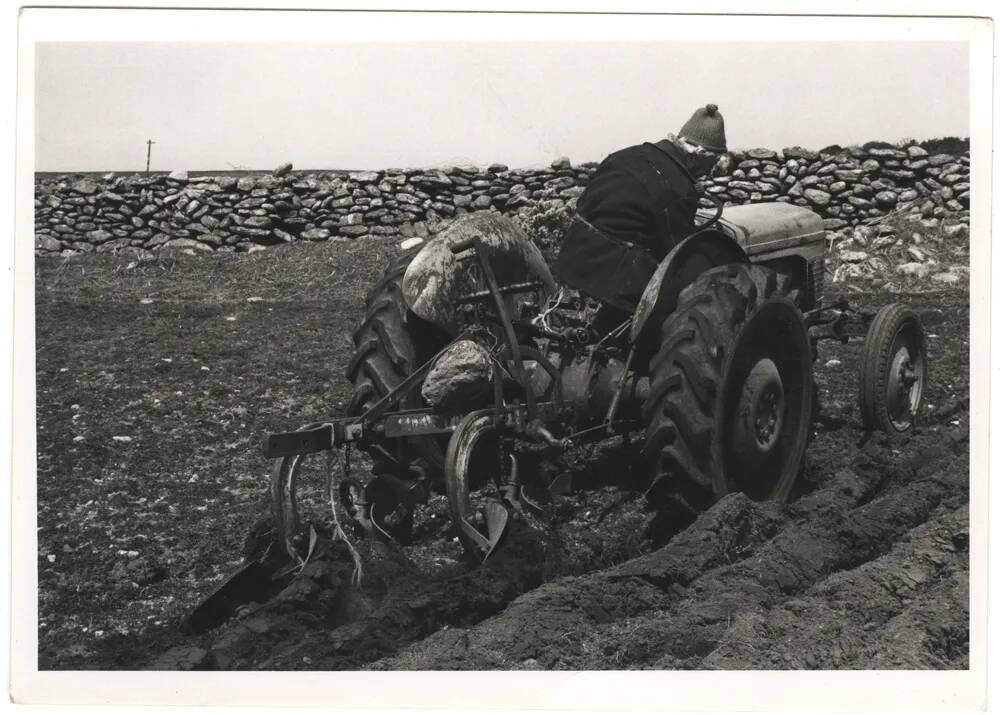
[35,40,969,172]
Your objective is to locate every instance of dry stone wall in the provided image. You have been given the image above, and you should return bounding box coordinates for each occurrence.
[704,144,969,231]
[34,144,969,259]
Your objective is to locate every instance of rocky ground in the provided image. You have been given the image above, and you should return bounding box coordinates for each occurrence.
[34,230,969,671]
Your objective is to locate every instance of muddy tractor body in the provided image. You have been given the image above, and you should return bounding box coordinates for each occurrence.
[187,202,928,632]
[266,205,926,556]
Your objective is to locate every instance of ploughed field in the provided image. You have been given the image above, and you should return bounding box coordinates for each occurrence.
[35,238,970,670]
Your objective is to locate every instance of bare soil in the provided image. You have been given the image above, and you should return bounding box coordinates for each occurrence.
[34,240,969,670]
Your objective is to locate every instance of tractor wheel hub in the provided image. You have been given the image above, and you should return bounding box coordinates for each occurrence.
[735,357,785,456]
[886,348,918,418]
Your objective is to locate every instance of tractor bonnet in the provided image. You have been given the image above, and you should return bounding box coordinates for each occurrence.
[703,203,825,255]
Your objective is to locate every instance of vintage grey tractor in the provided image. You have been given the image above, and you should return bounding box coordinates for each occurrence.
[186,201,928,632]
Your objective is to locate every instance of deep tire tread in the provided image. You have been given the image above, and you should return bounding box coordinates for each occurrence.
[642,263,802,513]
[346,249,447,476]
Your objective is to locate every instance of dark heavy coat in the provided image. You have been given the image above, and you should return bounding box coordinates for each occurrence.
[553,139,700,311]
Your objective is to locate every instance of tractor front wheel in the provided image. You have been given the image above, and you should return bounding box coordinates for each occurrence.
[642,264,813,519]
[859,303,927,436]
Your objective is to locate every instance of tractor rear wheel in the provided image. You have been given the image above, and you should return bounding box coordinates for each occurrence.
[346,250,450,514]
[642,263,813,522]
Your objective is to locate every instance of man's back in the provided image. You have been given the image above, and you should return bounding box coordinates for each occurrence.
[553,104,727,313]
[553,138,702,312]
[577,139,700,260]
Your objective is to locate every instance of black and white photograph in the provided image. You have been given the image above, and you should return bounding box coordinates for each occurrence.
[9,3,994,709]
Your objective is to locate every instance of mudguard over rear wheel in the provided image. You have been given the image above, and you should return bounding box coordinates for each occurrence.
[642,263,813,520]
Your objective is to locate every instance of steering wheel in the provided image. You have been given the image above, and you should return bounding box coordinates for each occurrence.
[694,193,725,231]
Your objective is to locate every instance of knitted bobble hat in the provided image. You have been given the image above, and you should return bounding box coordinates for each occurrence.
[679,103,727,153]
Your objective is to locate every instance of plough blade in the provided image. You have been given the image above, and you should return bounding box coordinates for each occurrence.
[446,410,502,561]
[483,501,510,559]
[455,503,509,562]
[181,552,294,635]
[548,472,573,497]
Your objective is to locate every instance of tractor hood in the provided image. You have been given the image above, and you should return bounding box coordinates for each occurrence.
[402,213,556,333]
[631,202,825,345]
[699,202,825,256]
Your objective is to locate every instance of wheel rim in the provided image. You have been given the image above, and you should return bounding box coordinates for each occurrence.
[721,299,811,501]
[732,357,786,458]
[885,323,926,432]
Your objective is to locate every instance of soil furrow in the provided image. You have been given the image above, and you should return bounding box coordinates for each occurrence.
[371,423,967,670]
[701,504,969,669]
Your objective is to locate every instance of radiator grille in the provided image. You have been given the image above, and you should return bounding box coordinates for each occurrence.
[808,256,826,308]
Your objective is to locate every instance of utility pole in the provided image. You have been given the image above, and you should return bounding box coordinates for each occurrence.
[146,139,155,176]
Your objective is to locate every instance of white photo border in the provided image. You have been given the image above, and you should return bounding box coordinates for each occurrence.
[9,2,995,711]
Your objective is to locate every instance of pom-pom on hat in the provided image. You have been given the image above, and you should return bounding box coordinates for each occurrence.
[679,103,727,153]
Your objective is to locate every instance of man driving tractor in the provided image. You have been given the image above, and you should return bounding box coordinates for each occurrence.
[185,101,930,629]
[553,103,727,317]
[347,104,730,544]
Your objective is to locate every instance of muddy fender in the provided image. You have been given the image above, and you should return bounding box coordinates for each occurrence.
[402,213,556,333]
[630,230,747,346]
